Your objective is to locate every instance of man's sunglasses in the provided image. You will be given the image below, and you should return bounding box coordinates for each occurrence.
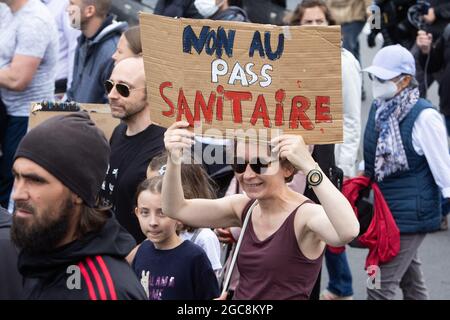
[231,157,272,174]
[104,79,145,98]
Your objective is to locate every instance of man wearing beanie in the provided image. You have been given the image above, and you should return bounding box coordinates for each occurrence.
[99,57,165,242]
[0,205,22,299]
[10,112,146,300]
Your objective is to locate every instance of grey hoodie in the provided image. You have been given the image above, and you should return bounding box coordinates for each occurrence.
[0,207,22,299]
[67,15,128,104]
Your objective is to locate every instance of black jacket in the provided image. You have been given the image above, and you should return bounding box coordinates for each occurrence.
[154,0,203,18]
[211,6,250,22]
[419,24,450,116]
[66,15,127,104]
[304,144,342,204]
[427,0,450,39]
[0,207,23,299]
[18,214,147,300]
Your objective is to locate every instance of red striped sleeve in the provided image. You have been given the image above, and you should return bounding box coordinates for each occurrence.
[96,256,118,300]
[78,262,97,300]
[86,257,108,300]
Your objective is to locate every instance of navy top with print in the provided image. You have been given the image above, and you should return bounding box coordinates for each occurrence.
[132,240,219,300]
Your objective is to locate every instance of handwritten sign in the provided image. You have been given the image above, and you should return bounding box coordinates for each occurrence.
[140,14,343,144]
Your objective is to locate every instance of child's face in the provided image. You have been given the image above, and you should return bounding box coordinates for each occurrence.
[135,190,180,249]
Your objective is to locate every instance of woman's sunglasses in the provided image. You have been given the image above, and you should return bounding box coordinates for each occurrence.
[104,79,145,98]
[231,157,272,174]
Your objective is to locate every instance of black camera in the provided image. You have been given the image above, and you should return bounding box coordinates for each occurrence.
[416,0,431,15]
[408,0,431,30]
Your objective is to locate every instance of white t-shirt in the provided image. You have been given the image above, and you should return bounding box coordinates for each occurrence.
[180,228,222,271]
[0,0,58,116]
[0,4,12,37]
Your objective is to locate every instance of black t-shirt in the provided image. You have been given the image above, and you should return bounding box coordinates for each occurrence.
[132,240,219,300]
[99,123,165,242]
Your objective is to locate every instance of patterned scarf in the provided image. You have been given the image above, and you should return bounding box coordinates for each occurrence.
[374,86,420,181]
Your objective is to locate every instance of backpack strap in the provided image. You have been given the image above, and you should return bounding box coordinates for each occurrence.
[190,228,202,243]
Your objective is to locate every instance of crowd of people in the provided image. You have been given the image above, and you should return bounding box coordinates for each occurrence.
[0,0,449,301]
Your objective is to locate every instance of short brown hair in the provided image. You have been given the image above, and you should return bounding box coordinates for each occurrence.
[280,158,298,183]
[82,0,111,18]
[124,26,142,55]
[289,0,336,26]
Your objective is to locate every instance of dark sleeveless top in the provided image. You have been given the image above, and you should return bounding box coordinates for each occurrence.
[234,199,324,300]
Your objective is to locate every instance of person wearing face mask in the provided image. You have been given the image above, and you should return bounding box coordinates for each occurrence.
[196,0,249,22]
[66,0,128,104]
[41,0,81,96]
[154,0,203,19]
[363,44,450,300]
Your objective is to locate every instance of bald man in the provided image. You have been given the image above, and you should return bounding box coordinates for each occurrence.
[99,57,165,242]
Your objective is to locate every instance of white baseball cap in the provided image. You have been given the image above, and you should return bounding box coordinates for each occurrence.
[363,44,416,80]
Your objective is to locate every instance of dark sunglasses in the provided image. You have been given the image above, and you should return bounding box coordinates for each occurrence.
[368,74,387,83]
[231,157,272,174]
[104,79,145,97]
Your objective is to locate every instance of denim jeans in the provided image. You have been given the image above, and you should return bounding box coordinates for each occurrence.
[341,21,365,63]
[0,115,28,208]
[325,249,354,297]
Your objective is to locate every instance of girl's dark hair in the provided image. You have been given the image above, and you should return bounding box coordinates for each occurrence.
[124,26,142,55]
[289,0,336,26]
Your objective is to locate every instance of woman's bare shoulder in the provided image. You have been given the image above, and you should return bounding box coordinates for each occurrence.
[225,193,253,223]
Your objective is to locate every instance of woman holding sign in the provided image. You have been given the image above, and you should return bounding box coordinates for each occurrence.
[161,121,359,300]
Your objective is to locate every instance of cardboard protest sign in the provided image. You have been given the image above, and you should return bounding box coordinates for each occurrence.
[28,103,119,140]
[140,14,343,144]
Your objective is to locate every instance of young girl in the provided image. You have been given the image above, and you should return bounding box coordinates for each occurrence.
[128,175,220,300]
[146,153,223,277]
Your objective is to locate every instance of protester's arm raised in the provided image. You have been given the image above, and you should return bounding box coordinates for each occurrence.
[272,135,359,246]
[161,121,246,229]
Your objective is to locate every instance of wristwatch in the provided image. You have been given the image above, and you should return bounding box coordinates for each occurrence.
[306,164,323,188]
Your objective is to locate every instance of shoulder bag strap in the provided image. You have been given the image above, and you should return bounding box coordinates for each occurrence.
[221,200,258,295]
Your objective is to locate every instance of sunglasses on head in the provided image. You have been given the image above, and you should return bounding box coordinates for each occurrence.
[231,157,272,174]
[104,79,144,98]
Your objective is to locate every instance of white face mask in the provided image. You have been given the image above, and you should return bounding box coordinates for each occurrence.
[194,0,222,18]
[371,77,403,100]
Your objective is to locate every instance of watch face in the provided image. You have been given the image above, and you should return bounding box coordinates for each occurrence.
[307,169,323,186]
[310,172,321,184]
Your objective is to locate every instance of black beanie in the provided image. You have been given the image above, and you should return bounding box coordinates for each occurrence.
[14,112,110,208]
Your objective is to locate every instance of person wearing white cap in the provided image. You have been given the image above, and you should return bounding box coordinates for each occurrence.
[363,44,450,300]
